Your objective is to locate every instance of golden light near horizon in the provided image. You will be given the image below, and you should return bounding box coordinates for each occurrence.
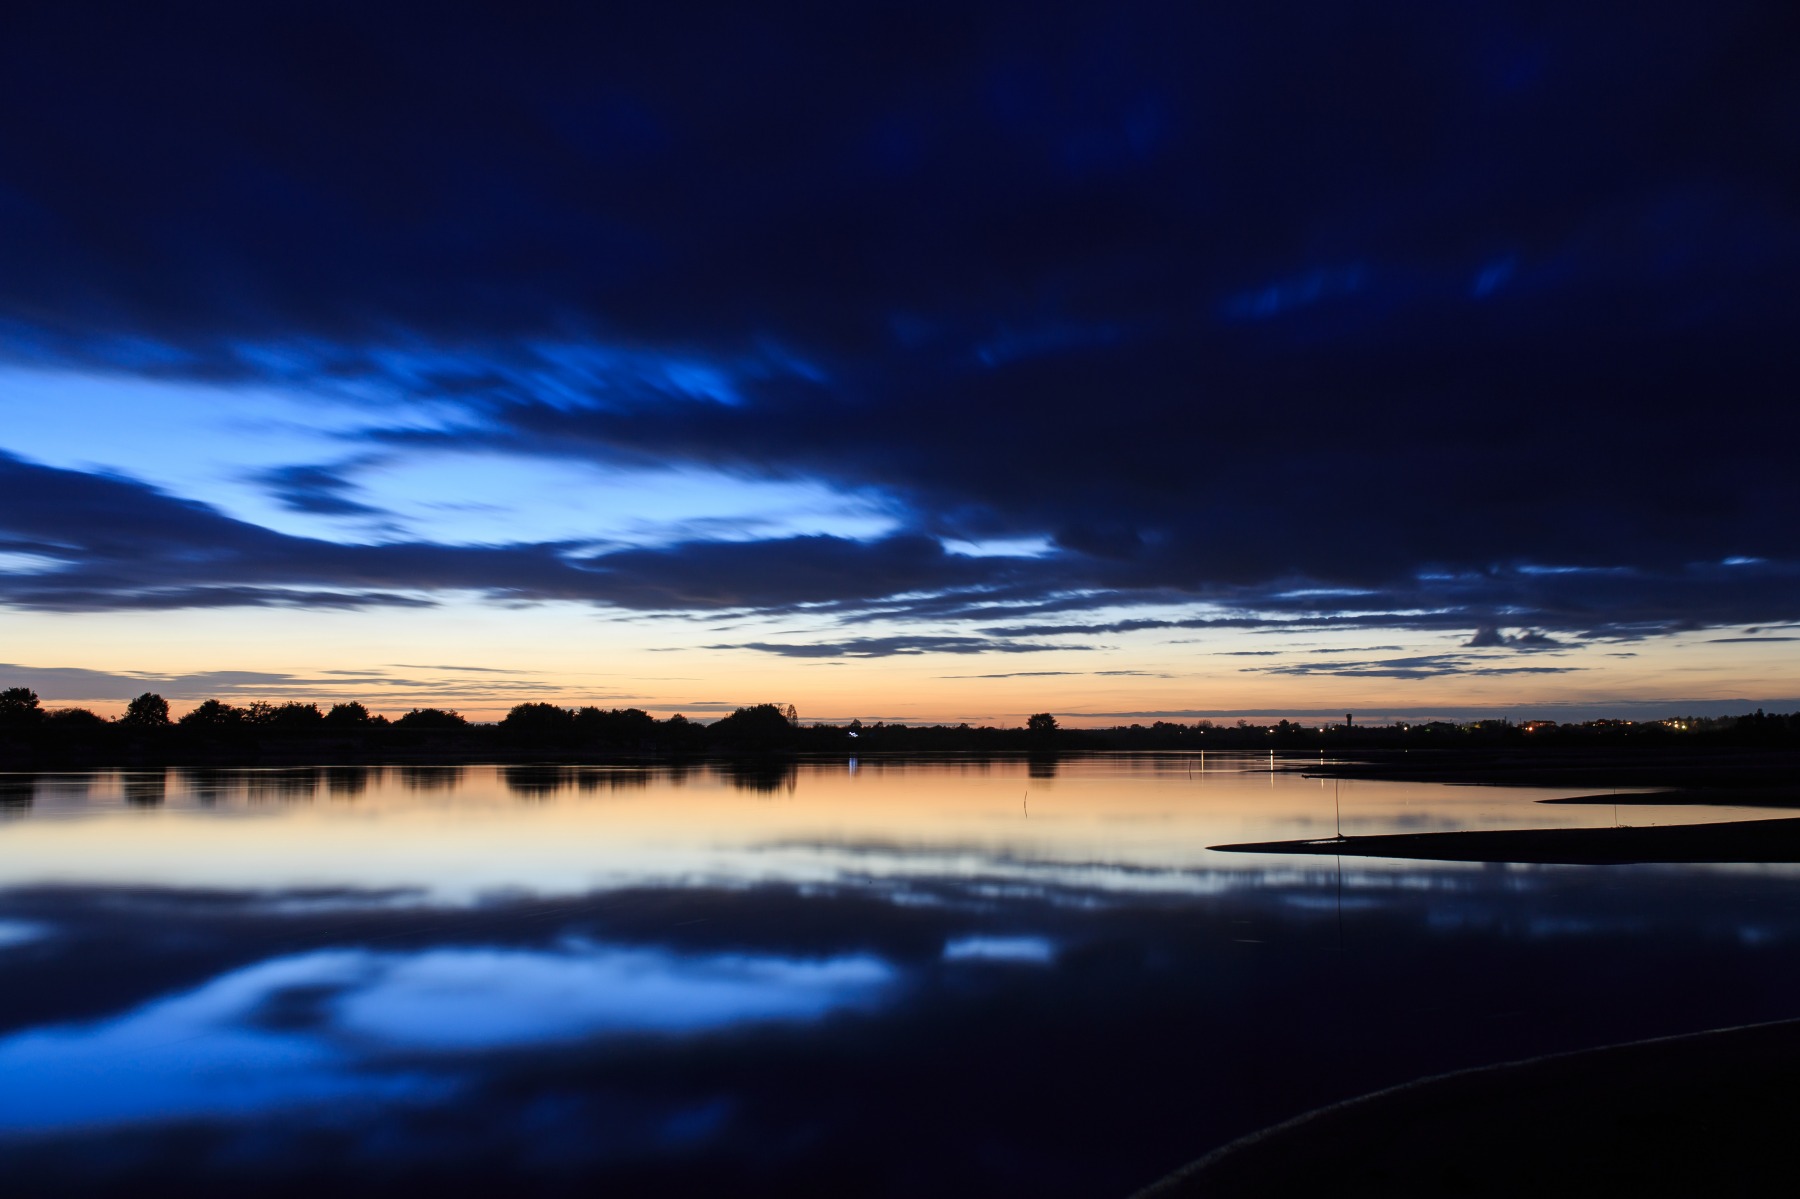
[4,590,1796,727]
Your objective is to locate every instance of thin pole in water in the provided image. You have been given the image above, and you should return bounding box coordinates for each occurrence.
[1335,852,1345,952]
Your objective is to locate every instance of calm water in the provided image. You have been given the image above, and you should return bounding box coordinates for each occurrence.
[3,755,1799,1196]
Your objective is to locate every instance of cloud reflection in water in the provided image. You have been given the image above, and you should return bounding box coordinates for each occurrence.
[0,920,46,949]
[942,935,1056,964]
[0,943,895,1132]
[336,944,894,1048]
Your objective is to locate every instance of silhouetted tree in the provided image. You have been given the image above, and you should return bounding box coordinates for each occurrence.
[0,687,43,725]
[661,712,705,746]
[122,692,172,727]
[395,707,468,730]
[265,702,324,728]
[708,703,798,749]
[44,707,107,728]
[502,702,574,731]
[179,699,247,727]
[324,700,374,726]
[573,705,657,745]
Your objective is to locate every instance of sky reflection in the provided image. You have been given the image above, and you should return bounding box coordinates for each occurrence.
[0,919,46,948]
[942,935,1057,964]
[0,756,1731,905]
[5,758,1800,1196]
[335,945,895,1047]
[0,942,894,1132]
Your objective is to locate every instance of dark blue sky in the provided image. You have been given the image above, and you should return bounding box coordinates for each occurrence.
[1,2,1797,720]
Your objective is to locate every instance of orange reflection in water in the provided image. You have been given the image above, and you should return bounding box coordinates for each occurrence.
[0,754,1773,901]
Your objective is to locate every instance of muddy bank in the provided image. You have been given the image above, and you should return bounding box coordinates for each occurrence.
[1212,816,1800,865]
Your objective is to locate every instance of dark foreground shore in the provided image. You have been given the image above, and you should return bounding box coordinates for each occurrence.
[1132,1017,1800,1198]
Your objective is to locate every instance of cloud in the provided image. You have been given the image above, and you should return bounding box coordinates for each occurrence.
[1465,627,1569,650]
[388,664,535,673]
[938,670,1081,679]
[0,453,1032,617]
[0,943,893,1132]
[253,462,385,518]
[711,636,1088,659]
[1248,653,1581,681]
[1086,698,1800,722]
[1705,636,1800,643]
[5,447,1794,653]
[570,533,1022,611]
[0,6,1796,646]
[0,663,567,704]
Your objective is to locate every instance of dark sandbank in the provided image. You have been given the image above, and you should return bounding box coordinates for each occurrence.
[1211,816,1800,865]
[1306,748,1800,792]
[1132,1017,1800,1198]
[1543,787,1800,808]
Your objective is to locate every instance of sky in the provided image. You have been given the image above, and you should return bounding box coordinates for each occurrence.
[2,2,1798,725]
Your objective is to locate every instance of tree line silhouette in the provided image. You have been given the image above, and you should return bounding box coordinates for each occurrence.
[2,686,1797,766]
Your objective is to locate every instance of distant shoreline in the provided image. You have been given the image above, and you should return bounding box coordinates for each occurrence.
[2,689,1796,769]
[5,740,1800,776]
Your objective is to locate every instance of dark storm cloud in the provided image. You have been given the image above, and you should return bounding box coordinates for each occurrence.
[1,4,1798,640]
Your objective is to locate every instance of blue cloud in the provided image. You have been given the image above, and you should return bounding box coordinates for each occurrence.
[0,4,1795,648]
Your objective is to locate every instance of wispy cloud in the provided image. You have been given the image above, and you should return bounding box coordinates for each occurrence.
[0,663,600,704]
[938,670,1081,679]
[1247,653,1581,681]
[710,636,1089,660]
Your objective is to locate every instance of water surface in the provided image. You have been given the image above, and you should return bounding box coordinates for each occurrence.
[3,755,1798,1196]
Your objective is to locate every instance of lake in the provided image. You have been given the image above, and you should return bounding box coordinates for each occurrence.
[3,754,1798,1196]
